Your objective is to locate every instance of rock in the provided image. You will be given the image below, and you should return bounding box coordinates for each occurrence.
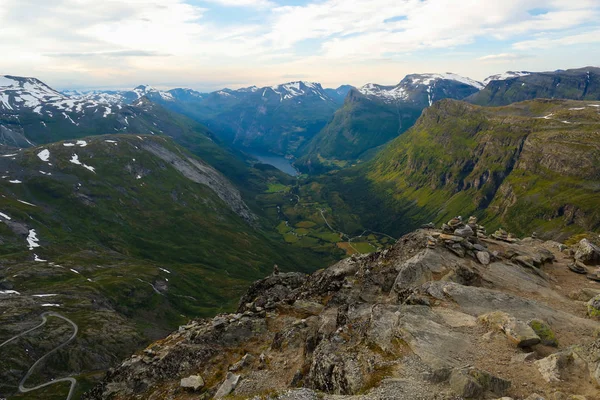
[229,353,255,372]
[524,394,546,400]
[454,225,474,238]
[569,288,600,302]
[212,316,228,329]
[448,243,466,258]
[214,372,240,398]
[575,239,600,265]
[421,222,435,229]
[473,243,487,251]
[291,300,324,316]
[476,251,490,265]
[534,350,587,383]
[479,311,540,348]
[449,367,511,398]
[568,262,587,274]
[587,295,600,318]
[180,375,204,391]
[511,352,536,364]
[449,369,483,398]
[448,216,463,228]
[528,319,558,347]
[439,234,465,242]
[468,216,478,225]
[442,223,453,233]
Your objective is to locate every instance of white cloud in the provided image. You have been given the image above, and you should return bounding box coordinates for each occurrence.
[513,29,600,50]
[478,53,529,62]
[265,0,600,60]
[202,0,275,7]
[0,0,599,89]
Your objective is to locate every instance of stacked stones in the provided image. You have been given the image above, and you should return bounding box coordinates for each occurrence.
[432,216,492,265]
[469,216,487,238]
[491,228,519,243]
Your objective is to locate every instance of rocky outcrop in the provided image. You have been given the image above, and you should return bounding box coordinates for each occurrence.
[142,140,256,223]
[84,225,600,400]
[575,239,600,265]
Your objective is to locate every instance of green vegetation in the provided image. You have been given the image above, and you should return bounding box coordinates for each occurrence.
[0,135,338,397]
[310,98,600,240]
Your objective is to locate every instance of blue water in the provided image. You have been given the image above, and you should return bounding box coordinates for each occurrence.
[248,151,299,176]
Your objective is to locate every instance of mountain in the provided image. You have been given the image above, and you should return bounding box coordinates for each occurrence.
[320,98,600,240]
[297,73,483,173]
[197,81,342,155]
[482,71,532,85]
[63,84,188,105]
[84,225,600,399]
[0,76,259,190]
[64,81,347,157]
[324,84,355,103]
[0,75,187,146]
[469,67,600,106]
[0,135,328,399]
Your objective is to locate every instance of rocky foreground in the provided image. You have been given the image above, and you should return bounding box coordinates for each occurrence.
[85,220,600,400]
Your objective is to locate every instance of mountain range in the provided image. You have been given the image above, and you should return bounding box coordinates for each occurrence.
[296,73,483,172]
[1,65,600,399]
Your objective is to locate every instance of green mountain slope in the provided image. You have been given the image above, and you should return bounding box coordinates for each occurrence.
[298,74,482,173]
[319,98,600,240]
[0,135,327,399]
[469,67,600,106]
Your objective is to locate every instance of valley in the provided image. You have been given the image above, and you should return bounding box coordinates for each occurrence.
[1,66,600,400]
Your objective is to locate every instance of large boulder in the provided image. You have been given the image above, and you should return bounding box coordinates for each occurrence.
[449,367,511,399]
[479,312,541,348]
[179,375,204,391]
[575,239,600,265]
[534,350,588,383]
[587,295,600,318]
[214,372,240,398]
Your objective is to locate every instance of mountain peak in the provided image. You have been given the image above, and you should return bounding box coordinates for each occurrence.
[483,71,532,85]
[404,72,484,90]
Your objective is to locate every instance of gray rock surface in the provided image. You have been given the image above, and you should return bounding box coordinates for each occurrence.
[575,239,600,265]
[214,372,240,398]
[180,374,204,390]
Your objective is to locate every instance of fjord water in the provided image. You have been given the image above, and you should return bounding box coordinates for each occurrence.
[248,151,299,176]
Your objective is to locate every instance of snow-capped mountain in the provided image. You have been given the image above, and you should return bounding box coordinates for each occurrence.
[0,75,205,148]
[483,71,532,85]
[359,73,483,105]
[64,85,179,105]
[258,81,334,103]
[0,75,121,120]
[298,73,483,171]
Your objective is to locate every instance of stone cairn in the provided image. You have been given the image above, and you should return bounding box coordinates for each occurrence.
[490,228,518,243]
[427,216,494,265]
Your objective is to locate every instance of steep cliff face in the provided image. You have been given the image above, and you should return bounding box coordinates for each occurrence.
[324,98,600,239]
[84,225,600,399]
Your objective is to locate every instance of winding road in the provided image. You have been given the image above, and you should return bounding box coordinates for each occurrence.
[0,312,78,400]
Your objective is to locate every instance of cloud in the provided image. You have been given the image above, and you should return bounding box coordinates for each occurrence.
[201,0,275,7]
[0,0,599,89]
[265,0,600,60]
[513,29,600,50]
[45,50,171,58]
[478,53,530,62]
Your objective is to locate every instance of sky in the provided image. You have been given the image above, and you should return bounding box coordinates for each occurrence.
[1,0,599,92]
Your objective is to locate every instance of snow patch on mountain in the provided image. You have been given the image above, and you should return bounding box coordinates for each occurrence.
[37,149,50,162]
[409,73,484,89]
[268,81,332,102]
[359,83,408,102]
[483,71,531,85]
